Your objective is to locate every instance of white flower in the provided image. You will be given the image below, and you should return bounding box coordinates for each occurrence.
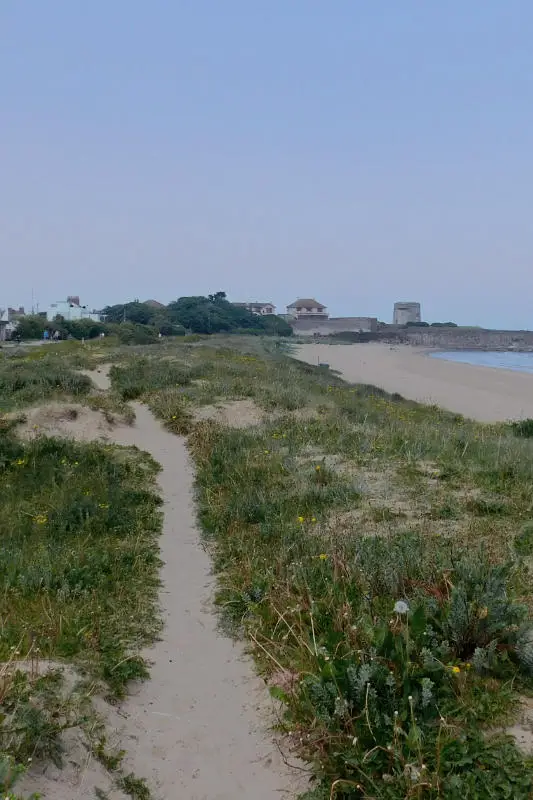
[394,600,410,615]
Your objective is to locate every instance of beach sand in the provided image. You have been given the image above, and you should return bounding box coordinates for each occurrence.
[295,343,533,422]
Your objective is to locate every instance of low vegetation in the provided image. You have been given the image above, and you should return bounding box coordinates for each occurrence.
[104,337,533,798]
[97,342,533,800]
[2,335,533,798]
[0,430,162,690]
[0,402,162,795]
[0,357,92,412]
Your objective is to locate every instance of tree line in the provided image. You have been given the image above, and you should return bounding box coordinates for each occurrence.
[11,293,293,342]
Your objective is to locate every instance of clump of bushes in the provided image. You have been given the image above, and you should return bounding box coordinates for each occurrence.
[510,418,533,438]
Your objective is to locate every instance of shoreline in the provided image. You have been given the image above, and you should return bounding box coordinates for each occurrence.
[294,342,533,422]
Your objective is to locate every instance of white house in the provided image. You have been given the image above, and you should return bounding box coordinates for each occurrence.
[286,298,329,319]
[47,296,102,323]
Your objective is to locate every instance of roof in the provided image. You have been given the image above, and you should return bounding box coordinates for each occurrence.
[287,298,326,309]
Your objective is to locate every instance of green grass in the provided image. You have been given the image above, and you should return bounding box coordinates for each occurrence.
[107,336,533,799]
[0,345,165,796]
[0,358,92,412]
[0,428,163,795]
[3,335,533,797]
[0,432,162,694]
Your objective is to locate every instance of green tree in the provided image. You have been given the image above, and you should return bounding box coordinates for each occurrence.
[106,322,158,344]
[14,315,47,340]
[167,294,292,336]
[102,302,164,326]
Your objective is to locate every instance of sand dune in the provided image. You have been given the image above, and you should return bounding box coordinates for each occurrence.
[295,343,533,422]
[19,367,302,800]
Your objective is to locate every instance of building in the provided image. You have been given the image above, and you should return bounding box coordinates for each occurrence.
[287,298,328,319]
[393,302,421,326]
[0,309,8,342]
[46,296,102,323]
[233,302,276,316]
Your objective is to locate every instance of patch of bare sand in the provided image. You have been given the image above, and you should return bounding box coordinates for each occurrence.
[10,662,129,800]
[322,506,467,541]
[80,364,112,392]
[506,696,533,755]
[12,403,126,442]
[193,398,265,428]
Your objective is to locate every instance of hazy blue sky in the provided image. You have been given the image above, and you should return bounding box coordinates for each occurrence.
[2,2,532,327]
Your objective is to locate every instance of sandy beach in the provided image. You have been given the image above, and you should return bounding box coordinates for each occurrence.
[295,343,533,423]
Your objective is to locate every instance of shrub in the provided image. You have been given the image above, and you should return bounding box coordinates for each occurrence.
[510,418,533,438]
[106,323,158,345]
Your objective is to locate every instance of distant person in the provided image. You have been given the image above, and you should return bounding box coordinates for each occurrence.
[43,329,49,340]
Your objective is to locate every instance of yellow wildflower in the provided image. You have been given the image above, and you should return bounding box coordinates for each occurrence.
[451,666,461,674]
[465,662,472,670]
[15,458,26,466]
[315,465,321,472]
[297,516,305,523]
[99,503,109,510]
[311,517,317,523]
[33,514,48,525]
[318,553,328,561]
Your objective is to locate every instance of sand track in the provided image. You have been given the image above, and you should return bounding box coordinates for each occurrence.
[19,367,303,799]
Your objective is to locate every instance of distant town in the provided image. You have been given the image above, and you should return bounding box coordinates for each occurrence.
[0,294,426,342]
[3,294,533,351]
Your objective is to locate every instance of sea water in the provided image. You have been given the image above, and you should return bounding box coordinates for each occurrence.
[432,350,533,374]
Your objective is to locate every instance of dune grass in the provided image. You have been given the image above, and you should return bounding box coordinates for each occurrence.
[3,335,533,798]
[0,430,162,692]
[0,424,162,797]
[108,337,533,799]
[0,358,92,412]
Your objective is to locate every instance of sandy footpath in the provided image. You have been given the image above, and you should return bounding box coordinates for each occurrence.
[295,343,533,423]
[20,367,304,800]
[112,405,301,799]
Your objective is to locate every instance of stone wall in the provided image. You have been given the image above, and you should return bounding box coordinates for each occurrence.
[397,327,533,350]
[291,316,378,336]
